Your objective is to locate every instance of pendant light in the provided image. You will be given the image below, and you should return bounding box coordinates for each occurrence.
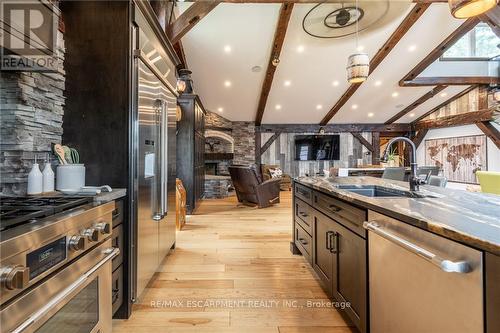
[449,0,498,19]
[346,0,369,84]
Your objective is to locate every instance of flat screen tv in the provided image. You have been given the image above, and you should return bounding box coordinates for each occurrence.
[294,135,340,161]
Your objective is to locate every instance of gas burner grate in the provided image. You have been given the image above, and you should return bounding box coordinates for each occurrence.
[0,196,93,231]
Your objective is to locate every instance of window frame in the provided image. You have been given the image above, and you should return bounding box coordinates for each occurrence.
[440,23,499,61]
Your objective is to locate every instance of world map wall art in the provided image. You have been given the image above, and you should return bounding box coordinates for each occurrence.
[425,135,487,184]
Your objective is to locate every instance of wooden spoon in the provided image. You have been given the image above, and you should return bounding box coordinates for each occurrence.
[54,144,66,165]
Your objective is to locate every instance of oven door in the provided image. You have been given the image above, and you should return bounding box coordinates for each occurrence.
[1,240,119,333]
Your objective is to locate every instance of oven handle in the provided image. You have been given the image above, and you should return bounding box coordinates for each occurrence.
[12,248,120,333]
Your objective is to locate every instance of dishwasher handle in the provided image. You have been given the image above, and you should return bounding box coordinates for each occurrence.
[363,221,471,274]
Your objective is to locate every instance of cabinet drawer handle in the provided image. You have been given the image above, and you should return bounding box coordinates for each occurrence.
[326,231,334,250]
[299,212,309,218]
[330,232,338,254]
[298,238,308,246]
[329,204,341,212]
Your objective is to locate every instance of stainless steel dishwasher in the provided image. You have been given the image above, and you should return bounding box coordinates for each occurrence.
[365,211,483,333]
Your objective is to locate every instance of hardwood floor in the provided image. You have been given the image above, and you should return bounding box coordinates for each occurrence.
[113,192,354,333]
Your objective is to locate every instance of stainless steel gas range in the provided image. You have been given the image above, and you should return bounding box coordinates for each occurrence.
[0,197,119,333]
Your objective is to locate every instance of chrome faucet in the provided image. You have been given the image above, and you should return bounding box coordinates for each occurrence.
[381,136,425,192]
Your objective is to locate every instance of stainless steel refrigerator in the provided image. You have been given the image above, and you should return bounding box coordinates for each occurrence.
[134,56,177,300]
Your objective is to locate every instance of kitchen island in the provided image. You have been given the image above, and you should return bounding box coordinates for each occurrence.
[291,176,500,333]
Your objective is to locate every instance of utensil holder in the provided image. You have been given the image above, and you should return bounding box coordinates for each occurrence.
[56,164,85,191]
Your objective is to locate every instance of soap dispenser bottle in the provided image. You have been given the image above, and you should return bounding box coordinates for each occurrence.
[42,154,55,193]
[27,155,43,195]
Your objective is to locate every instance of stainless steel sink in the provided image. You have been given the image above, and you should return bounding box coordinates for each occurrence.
[337,185,435,198]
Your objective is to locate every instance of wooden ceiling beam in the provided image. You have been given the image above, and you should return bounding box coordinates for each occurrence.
[319,3,431,126]
[402,76,499,86]
[260,131,282,156]
[257,123,411,133]
[412,129,429,148]
[414,108,494,130]
[351,132,375,152]
[476,121,500,149]
[167,1,219,44]
[399,18,480,86]
[411,85,477,123]
[255,3,294,126]
[384,85,447,124]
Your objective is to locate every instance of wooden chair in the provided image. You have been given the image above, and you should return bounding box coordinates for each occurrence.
[176,179,187,230]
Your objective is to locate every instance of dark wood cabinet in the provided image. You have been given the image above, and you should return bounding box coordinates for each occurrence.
[332,219,367,333]
[177,94,206,214]
[293,183,368,333]
[312,213,335,296]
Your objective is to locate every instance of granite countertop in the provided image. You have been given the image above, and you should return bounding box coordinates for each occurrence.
[92,188,127,203]
[295,176,500,255]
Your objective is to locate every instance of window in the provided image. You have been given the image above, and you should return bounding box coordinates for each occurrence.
[442,23,499,60]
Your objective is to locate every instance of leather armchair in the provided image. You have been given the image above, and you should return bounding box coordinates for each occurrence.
[229,165,281,208]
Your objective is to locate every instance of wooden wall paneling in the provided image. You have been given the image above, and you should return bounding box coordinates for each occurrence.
[476,122,500,149]
[412,85,477,123]
[319,3,430,125]
[255,3,294,125]
[372,132,380,165]
[260,131,282,155]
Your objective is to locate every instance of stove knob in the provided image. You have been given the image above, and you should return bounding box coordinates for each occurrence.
[82,228,99,242]
[69,235,86,251]
[0,265,30,290]
[94,222,111,235]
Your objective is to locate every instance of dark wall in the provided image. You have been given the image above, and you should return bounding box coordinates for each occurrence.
[62,1,130,188]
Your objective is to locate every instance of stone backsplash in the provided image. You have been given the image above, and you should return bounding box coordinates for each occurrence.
[0,26,65,194]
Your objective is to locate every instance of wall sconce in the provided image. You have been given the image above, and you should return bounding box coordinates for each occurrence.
[176,68,193,94]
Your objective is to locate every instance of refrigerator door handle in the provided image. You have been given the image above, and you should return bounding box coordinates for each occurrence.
[160,99,168,217]
[153,98,163,220]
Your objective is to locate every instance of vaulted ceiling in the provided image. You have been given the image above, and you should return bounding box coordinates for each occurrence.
[178,2,492,124]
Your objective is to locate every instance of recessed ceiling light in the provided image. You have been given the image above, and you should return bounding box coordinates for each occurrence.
[332,80,339,87]
[352,104,358,110]
[408,45,417,52]
[357,45,365,52]
[224,80,232,87]
[224,45,232,53]
[409,113,415,117]
[316,104,323,110]
[284,80,291,87]
[374,80,382,87]
[440,92,448,97]
[368,112,374,117]
[251,65,262,73]
[297,45,305,53]
[275,104,282,110]
[391,92,399,98]
[217,107,224,112]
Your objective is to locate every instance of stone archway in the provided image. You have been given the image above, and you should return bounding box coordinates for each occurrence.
[205,130,234,153]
